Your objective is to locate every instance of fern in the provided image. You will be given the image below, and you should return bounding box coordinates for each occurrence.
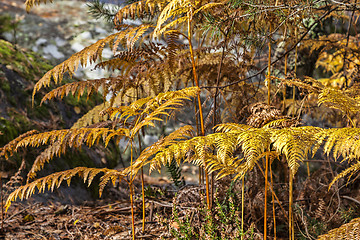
[317,217,360,240]
[0,130,38,160]
[165,160,184,188]
[5,167,126,211]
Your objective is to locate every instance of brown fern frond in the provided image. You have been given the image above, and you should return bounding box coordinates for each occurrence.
[0,130,39,160]
[262,118,300,129]
[317,217,360,240]
[32,25,150,101]
[246,102,282,128]
[214,123,253,133]
[5,167,126,211]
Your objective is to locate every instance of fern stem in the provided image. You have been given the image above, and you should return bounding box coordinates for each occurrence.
[283,53,288,112]
[130,141,136,240]
[289,170,294,240]
[255,161,288,222]
[292,28,298,115]
[187,11,210,209]
[264,151,269,239]
[137,134,146,233]
[241,177,245,240]
[270,161,276,240]
[267,25,272,105]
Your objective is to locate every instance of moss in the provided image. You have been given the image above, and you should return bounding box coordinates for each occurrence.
[0,117,19,145]
[0,39,52,81]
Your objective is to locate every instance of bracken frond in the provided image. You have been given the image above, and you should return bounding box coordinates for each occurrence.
[32,25,151,101]
[131,125,194,173]
[72,103,111,129]
[15,128,129,153]
[154,0,191,37]
[315,128,360,160]
[329,160,360,189]
[40,76,123,104]
[318,87,360,115]
[317,217,360,240]
[5,167,126,211]
[271,127,321,176]
[113,0,167,25]
[103,87,200,138]
[0,130,38,160]
[24,0,52,12]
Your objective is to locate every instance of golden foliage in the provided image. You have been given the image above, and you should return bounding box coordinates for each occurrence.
[24,0,52,12]
[15,128,129,152]
[317,217,360,240]
[0,130,38,160]
[5,167,126,211]
[32,25,152,101]
[113,0,167,25]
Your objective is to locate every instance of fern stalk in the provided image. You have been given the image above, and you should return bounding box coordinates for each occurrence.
[267,25,272,105]
[270,162,276,240]
[187,11,210,209]
[264,150,269,239]
[138,134,146,232]
[289,170,294,240]
[130,140,136,240]
[241,177,244,240]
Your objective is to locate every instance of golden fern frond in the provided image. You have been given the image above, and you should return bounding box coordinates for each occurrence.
[277,76,323,94]
[262,118,299,129]
[154,0,191,37]
[72,103,111,129]
[329,160,360,189]
[16,128,129,153]
[32,26,148,101]
[113,0,167,25]
[271,127,321,176]
[24,0,52,12]
[318,88,360,115]
[131,125,194,173]
[317,217,360,240]
[215,123,253,133]
[235,128,271,177]
[5,167,126,211]
[130,87,200,137]
[40,77,123,104]
[315,128,360,160]
[27,143,61,180]
[232,151,279,180]
[0,130,39,160]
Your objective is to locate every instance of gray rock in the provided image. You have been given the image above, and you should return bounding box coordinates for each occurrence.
[43,44,65,59]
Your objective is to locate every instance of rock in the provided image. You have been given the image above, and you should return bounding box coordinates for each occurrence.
[42,44,65,59]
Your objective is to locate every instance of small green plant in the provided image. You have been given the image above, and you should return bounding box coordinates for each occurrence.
[171,200,199,240]
[166,161,185,188]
